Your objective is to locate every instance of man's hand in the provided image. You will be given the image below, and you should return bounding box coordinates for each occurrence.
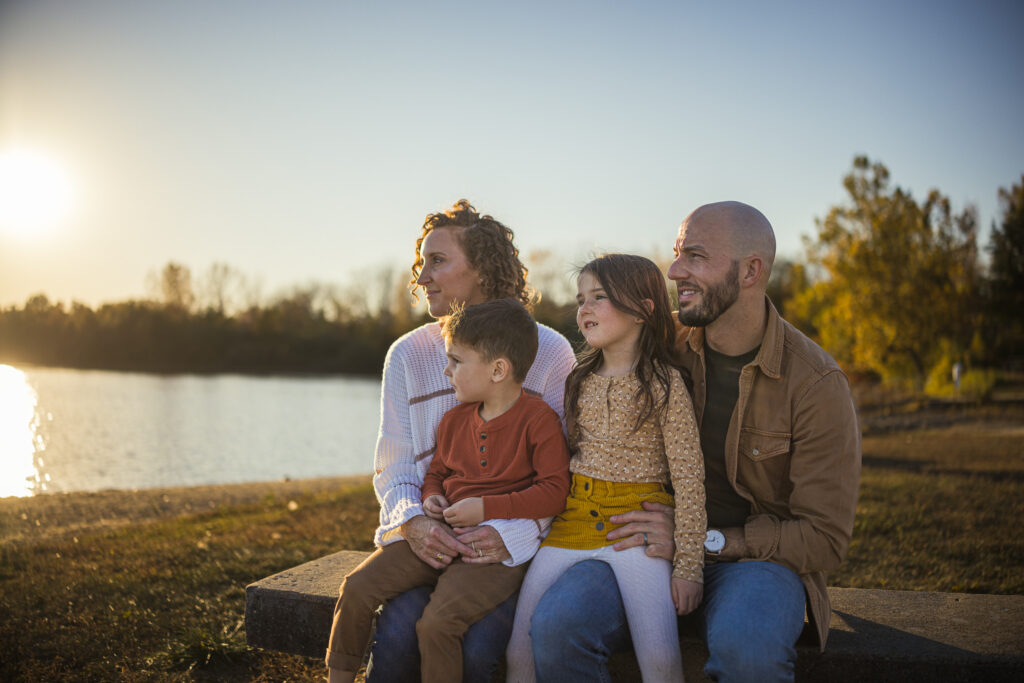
[423,495,450,520]
[443,497,484,527]
[400,514,474,570]
[607,500,675,561]
[453,525,512,565]
[671,577,703,615]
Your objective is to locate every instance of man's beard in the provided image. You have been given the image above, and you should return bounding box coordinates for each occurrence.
[676,261,740,327]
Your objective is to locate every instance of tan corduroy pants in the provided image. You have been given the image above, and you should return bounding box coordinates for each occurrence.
[325,540,526,682]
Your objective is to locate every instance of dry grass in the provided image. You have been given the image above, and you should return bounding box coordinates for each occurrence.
[1,403,1022,680]
[1,478,378,682]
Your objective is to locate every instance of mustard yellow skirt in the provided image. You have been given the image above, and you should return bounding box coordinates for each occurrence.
[542,472,674,550]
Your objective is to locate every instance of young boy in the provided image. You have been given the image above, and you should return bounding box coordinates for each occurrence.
[325,298,571,683]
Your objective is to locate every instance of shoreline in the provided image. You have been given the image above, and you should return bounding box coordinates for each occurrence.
[0,474,373,545]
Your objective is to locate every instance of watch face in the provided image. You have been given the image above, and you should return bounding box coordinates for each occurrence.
[704,529,726,553]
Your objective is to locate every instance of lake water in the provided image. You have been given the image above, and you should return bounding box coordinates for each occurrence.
[0,363,381,498]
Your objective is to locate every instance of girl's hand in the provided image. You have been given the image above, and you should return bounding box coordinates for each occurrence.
[443,497,484,527]
[423,495,450,520]
[671,577,703,615]
[400,515,474,569]
[606,500,675,561]
[453,525,512,565]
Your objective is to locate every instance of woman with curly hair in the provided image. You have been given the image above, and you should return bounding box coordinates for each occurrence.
[330,200,576,682]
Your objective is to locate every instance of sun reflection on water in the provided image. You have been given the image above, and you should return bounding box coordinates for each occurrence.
[0,364,43,497]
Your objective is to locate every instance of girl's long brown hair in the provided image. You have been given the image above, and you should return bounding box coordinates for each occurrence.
[564,253,690,448]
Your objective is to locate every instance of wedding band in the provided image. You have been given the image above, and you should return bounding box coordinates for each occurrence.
[477,547,483,557]
[435,552,444,561]
[642,533,649,546]
[472,541,477,552]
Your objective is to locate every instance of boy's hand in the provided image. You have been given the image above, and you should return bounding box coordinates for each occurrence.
[443,497,484,527]
[671,577,703,615]
[423,495,450,520]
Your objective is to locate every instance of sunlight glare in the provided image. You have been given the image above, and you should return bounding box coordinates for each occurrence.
[0,364,41,497]
[0,148,76,238]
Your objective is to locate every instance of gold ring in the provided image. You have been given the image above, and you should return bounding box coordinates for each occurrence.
[435,552,444,561]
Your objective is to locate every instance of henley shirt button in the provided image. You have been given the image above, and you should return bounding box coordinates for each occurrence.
[480,459,487,467]
[589,510,598,517]
[479,445,486,452]
[596,522,605,531]
[480,433,487,439]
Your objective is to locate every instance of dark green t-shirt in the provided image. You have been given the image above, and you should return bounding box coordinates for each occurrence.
[701,343,759,528]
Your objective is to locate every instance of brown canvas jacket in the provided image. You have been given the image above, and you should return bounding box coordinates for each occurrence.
[675,297,861,649]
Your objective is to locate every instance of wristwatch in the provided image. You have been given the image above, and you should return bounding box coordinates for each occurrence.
[704,529,726,555]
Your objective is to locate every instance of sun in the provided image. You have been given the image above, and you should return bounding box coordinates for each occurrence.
[0,147,76,238]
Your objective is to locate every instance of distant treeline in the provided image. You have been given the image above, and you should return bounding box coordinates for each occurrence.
[0,279,581,377]
[0,297,417,375]
[2,157,1022,388]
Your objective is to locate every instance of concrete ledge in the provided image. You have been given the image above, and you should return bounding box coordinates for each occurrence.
[245,550,1024,681]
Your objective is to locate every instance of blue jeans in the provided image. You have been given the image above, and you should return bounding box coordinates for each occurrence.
[364,585,517,683]
[530,559,807,683]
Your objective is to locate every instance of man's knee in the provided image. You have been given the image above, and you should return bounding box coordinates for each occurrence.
[705,622,797,682]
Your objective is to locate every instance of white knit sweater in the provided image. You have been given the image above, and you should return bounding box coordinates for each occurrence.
[372,321,575,566]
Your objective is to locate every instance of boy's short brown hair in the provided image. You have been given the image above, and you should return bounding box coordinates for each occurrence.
[442,298,538,384]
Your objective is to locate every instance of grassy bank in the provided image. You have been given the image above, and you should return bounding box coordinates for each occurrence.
[2,403,1022,681]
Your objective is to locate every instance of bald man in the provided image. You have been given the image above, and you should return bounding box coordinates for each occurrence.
[530,202,861,682]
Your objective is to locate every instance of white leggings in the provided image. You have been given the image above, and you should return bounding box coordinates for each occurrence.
[506,544,683,683]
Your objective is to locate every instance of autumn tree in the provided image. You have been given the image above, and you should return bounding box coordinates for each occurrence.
[146,262,196,311]
[796,156,981,387]
[196,261,245,315]
[985,175,1024,361]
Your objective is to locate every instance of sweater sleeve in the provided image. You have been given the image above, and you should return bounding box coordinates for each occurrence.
[372,342,426,546]
[482,408,571,520]
[663,371,707,582]
[534,325,576,421]
[480,516,553,567]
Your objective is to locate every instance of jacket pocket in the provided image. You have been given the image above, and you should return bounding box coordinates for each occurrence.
[738,428,791,462]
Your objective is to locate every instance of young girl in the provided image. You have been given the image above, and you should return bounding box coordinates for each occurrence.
[505,254,706,683]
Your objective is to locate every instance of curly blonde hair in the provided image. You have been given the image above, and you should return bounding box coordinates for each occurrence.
[409,199,535,309]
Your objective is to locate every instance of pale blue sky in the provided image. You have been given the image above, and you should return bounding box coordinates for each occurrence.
[1,0,1021,308]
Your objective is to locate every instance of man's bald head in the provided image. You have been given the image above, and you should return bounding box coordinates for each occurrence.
[684,201,776,284]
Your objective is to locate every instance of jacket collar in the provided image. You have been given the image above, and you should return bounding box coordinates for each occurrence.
[682,296,784,379]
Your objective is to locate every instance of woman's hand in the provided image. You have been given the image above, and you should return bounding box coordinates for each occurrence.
[400,514,474,570]
[453,525,512,565]
[606,500,675,561]
[671,577,703,615]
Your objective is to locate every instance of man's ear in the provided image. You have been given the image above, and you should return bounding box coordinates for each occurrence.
[491,357,511,383]
[740,256,765,289]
